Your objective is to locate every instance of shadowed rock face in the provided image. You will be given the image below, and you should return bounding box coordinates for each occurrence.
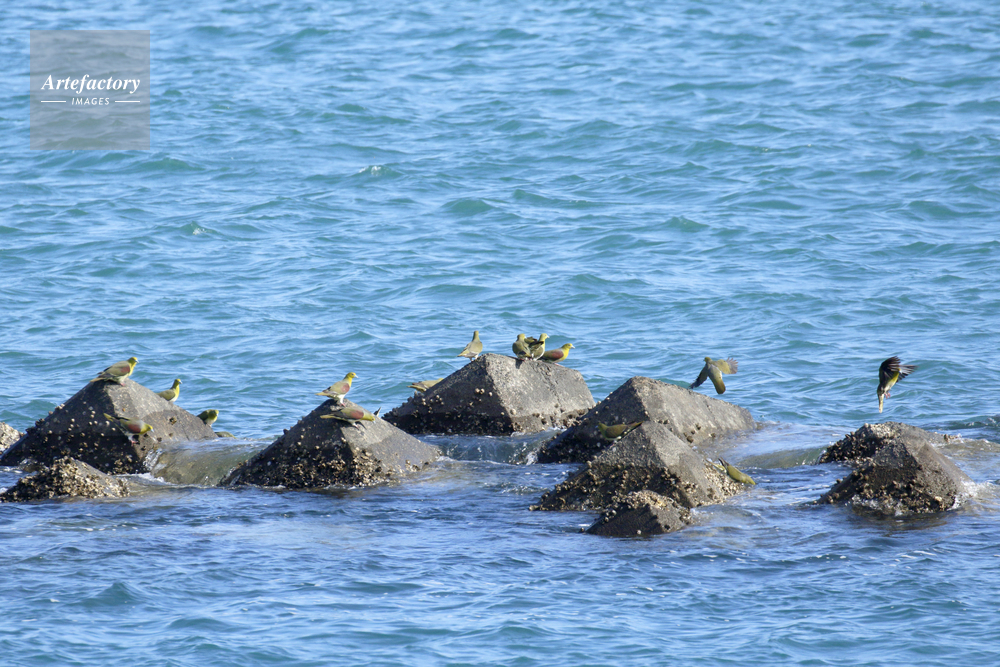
[0,422,20,454]
[1,457,129,502]
[537,376,755,464]
[384,353,595,436]
[0,379,217,474]
[222,399,440,489]
[532,421,741,512]
[818,423,973,515]
[586,490,693,537]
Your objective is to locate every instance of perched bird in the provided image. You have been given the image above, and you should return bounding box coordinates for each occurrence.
[90,357,138,384]
[457,331,483,361]
[408,378,443,393]
[320,405,376,428]
[542,343,574,364]
[597,421,643,441]
[103,413,152,437]
[157,378,181,402]
[719,458,756,485]
[215,431,236,438]
[197,409,219,426]
[690,357,738,394]
[316,372,357,405]
[512,334,531,360]
[528,333,548,360]
[877,356,918,413]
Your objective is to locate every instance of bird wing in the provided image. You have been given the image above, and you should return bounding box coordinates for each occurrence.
[879,356,900,387]
[691,363,709,389]
[716,358,738,374]
[897,362,917,380]
[708,364,726,394]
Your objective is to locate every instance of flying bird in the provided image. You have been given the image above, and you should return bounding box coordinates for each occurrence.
[877,356,917,413]
[157,378,181,402]
[316,372,357,405]
[457,331,483,360]
[90,357,138,384]
[690,357,738,394]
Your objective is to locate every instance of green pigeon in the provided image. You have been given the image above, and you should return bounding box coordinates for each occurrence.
[103,413,153,437]
[197,409,219,426]
[877,356,917,413]
[457,331,483,360]
[90,357,138,384]
[408,378,443,393]
[542,343,574,364]
[690,357,738,394]
[719,458,756,485]
[512,334,531,360]
[320,405,376,428]
[597,421,643,441]
[528,333,548,360]
[316,372,357,405]
[157,378,181,402]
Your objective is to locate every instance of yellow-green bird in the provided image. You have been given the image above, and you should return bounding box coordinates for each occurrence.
[90,357,138,384]
[690,357,738,394]
[157,378,181,402]
[457,331,483,360]
[103,413,153,437]
[320,405,376,428]
[512,334,531,360]
[408,378,443,393]
[719,458,756,485]
[597,421,643,441]
[316,372,357,405]
[528,333,548,360]
[197,409,219,426]
[877,356,917,413]
[542,343,574,364]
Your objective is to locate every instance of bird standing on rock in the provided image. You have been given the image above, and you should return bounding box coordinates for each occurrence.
[197,409,219,426]
[528,333,548,360]
[103,413,153,437]
[690,357,738,394]
[316,372,357,405]
[408,378,443,393]
[512,334,531,360]
[542,343,574,364]
[719,458,756,485]
[157,378,181,402]
[877,356,917,413]
[597,421,643,441]
[457,331,483,361]
[320,405,376,428]
[90,357,138,384]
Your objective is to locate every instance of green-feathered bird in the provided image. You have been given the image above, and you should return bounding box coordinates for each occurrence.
[690,357,738,394]
[157,378,181,402]
[719,458,755,485]
[597,421,642,441]
[512,334,531,360]
[408,378,443,393]
[877,356,917,413]
[320,405,376,428]
[197,409,219,426]
[542,343,573,364]
[528,333,548,360]
[90,357,138,384]
[316,372,357,405]
[457,331,483,360]
[103,413,152,437]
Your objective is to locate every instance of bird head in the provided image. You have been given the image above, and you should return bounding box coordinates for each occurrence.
[138,423,153,435]
[174,378,182,387]
[516,334,526,341]
[539,333,549,342]
[346,372,357,381]
[565,343,575,350]
[704,356,712,363]
[473,330,480,337]
[127,357,138,368]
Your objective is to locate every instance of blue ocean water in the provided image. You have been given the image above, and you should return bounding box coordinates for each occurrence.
[3,1,1000,664]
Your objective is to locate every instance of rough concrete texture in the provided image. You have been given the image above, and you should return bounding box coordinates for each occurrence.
[0,378,218,474]
[0,422,21,454]
[384,353,595,436]
[1,457,129,502]
[532,421,741,512]
[586,490,693,537]
[818,436,973,514]
[537,376,755,464]
[222,399,441,489]
[820,421,953,463]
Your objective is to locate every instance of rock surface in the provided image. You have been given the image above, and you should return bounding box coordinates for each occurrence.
[818,424,973,514]
[1,457,129,502]
[385,353,595,436]
[537,376,755,464]
[532,421,740,512]
[586,490,693,537]
[0,379,217,474]
[820,421,953,463]
[222,399,441,489]
[0,422,21,454]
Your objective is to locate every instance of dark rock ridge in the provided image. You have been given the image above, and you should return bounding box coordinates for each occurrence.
[586,490,693,537]
[532,421,741,512]
[0,422,21,454]
[384,353,594,436]
[537,376,755,464]
[1,457,129,502]
[0,378,217,474]
[818,422,973,515]
[820,421,954,463]
[222,399,440,489]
